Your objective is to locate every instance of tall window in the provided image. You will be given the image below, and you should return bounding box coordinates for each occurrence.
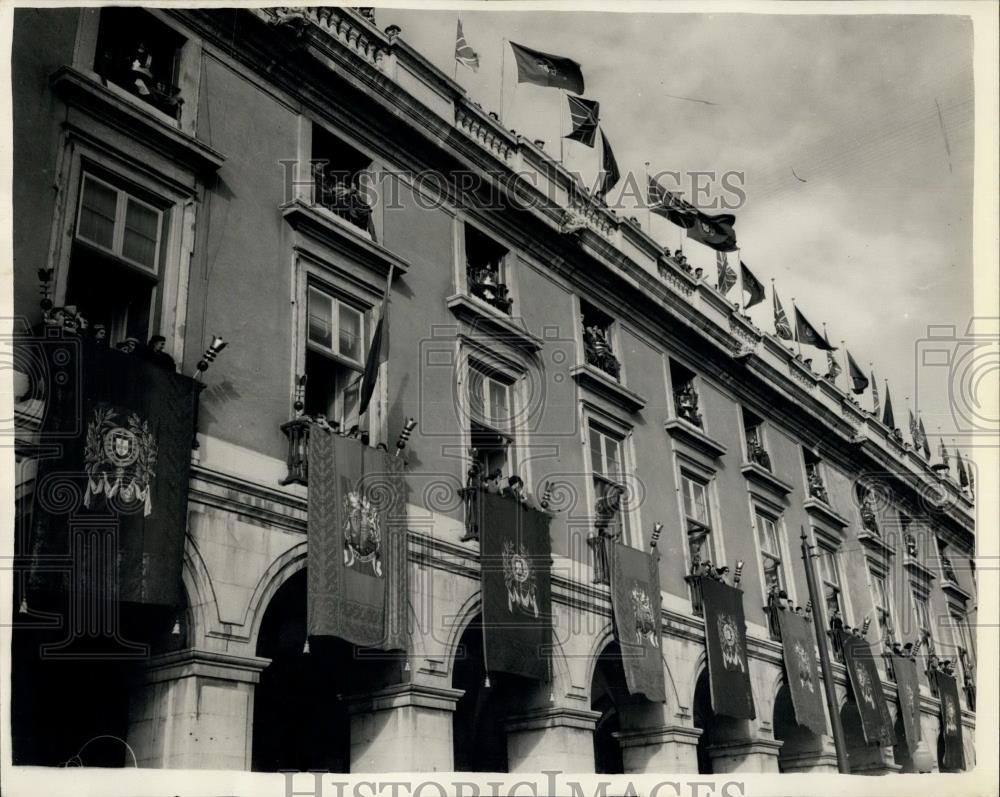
[742,408,770,470]
[803,448,829,503]
[304,286,366,430]
[580,301,620,381]
[755,512,784,594]
[671,360,702,428]
[949,608,976,705]
[870,571,894,642]
[589,424,630,543]
[911,591,935,653]
[681,473,713,568]
[311,124,376,237]
[469,364,514,478]
[818,546,844,623]
[465,226,511,315]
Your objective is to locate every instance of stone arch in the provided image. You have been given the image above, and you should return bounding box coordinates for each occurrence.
[771,679,824,772]
[180,535,218,648]
[245,541,307,652]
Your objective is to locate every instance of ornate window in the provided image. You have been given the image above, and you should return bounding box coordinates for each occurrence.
[910,590,935,654]
[755,511,785,595]
[589,423,630,543]
[742,407,771,470]
[681,472,714,568]
[670,360,702,428]
[870,570,895,643]
[304,285,367,430]
[802,448,829,503]
[818,545,845,625]
[580,301,621,381]
[468,363,514,478]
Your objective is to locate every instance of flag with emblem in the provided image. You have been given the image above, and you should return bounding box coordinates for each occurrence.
[648,176,697,228]
[509,41,584,94]
[700,577,755,718]
[892,653,922,756]
[794,307,836,350]
[306,428,408,650]
[826,350,841,381]
[480,492,553,681]
[686,210,738,252]
[27,336,201,611]
[934,670,965,771]
[565,96,600,147]
[596,131,621,198]
[773,290,793,340]
[607,539,665,702]
[740,261,766,309]
[455,20,480,72]
[716,251,737,295]
[847,351,869,394]
[776,610,827,736]
[840,631,895,746]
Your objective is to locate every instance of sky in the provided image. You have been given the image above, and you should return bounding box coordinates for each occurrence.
[382,7,979,447]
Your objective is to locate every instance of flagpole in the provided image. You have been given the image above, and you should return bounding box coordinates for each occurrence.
[840,340,848,389]
[499,37,506,123]
[736,249,743,312]
[644,162,652,233]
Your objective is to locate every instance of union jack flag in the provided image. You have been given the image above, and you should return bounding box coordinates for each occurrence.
[773,289,792,340]
[716,251,737,295]
[455,20,479,72]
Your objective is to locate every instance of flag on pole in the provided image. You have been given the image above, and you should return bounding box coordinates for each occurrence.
[883,383,896,429]
[358,265,393,417]
[565,96,600,147]
[740,261,766,309]
[509,41,584,94]
[918,417,931,458]
[847,351,868,394]
[908,409,919,444]
[794,307,836,350]
[648,176,698,227]
[773,290,792,340]
[939,437,950,468]
[455,20,480,72]
[826,350,841,381]
[596,131,620,198]
[956,450,969,489]
[871,370,881,417]
[686,211,738,252]
[716,251,737,295]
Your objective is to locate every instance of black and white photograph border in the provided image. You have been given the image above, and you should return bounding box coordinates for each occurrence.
[0,1,997,796]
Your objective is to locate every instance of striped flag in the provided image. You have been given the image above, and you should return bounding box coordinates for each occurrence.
[565,96,600,147]
[455,20,479,72]
[773,290,792,340]
[871,370,881,417]
[826,350,842,381]
[716,251,737,295]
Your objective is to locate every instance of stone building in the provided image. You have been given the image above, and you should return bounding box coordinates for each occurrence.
[9,6,976,777]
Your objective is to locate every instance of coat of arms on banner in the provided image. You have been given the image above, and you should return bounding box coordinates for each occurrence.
[502,539,538,617]
[630,585,659,647]
[854,662,876,708]
[794,640,814,692]
[717,613,745,671]
[944,696,957,733]
[343,490,382,576]
[83,405,156,516]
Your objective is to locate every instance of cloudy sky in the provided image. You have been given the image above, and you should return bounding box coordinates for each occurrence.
[383,6,978,446]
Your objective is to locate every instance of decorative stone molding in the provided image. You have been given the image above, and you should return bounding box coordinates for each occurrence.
[778,749,840,773]
[504,706,601,733]
[345,683,465,715]
[940,577,972,604]
[298,6,390,68]
[729,314,763,357]
[565,196,618,241]
[741,461,793,496]
[857,531,895,568]
[803,497,849,529]
[902,556,937,584]
[614,724,703,749]
[456,103,516,162]
[658,257,698,298]
[787,356,820,390]
[138,649,272,686]
[446,293,543,352]
[571,363,647,414]
[665,418,728,459]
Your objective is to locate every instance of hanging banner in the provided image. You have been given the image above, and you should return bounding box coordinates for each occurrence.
[840,632,895,746]
[480,492,553,681]
[776,609,827,736]
[934,670,965,771]
[891,654,922,756]
[29,337,200,608]
[700,577,755,718]
[608,539,665,702]
[306,428,408,650]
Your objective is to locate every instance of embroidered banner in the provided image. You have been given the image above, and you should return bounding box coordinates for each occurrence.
[28,337,200,608]
[891,654,922,755]
[700,577,755,719]
[480,492,552,681]
[608,540,665,702]
[934,670,965,771]
[306,428,407,650]
[840,632,895,746]
[776,609,827,735]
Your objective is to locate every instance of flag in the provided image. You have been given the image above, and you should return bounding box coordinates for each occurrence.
[908,409,919,444]
[871,371,881,417]
[956,450,969,489]
[939,438,950,468]
[648,176,698,227]
[891,653,922,756]
[306,428,408,650]
[480,492,553,681]
[776,610,827,736]
[933,670,965,771]
[740,261,765,309]
[565,96,600,147]
[847,351,869,394]
[826,350,841,381]
[794,307,836,350]
[918,417,931,459]
[883,384,896,429]
[773,290,792,340]
[700,577,755,719]
[607,539,665,702]
[716,251,737,295]
[839,631,895,746]
[596,131,620,198]
[686,211,738,252]
[358,267,393,417]
[27,338,200,611]
[509,41,584,94]
[455,20,479,72]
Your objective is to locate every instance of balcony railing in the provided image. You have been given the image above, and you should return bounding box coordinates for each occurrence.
[96,46,183,120]
[674,383,702,428]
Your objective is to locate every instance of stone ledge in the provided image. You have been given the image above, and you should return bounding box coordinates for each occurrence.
[707,738,784,757]
[615,725,703,748]
[777,749,840,772]
[345,683,465,715]
[138,649,272,686]
[803,497,849,529]
[741,461,794,496]
[664,418,727,459]
[446,293,544,352]
[504,706,601,733]
[570,363,647,413]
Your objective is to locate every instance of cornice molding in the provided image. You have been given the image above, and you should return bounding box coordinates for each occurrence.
[664,418,727,459]
[446,293,544,353]
[570,363,647,414]
[741,461,794,497]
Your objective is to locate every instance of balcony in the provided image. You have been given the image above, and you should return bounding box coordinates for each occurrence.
[740,461,793,497]
[466,265,513,315]
[312,165,376,239]
[96,46,183,121]
[582,325,621,381]
[664,418,727,460]
[570,364,646,414]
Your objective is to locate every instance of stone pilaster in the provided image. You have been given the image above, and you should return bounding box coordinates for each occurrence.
[615,725,703,773]
[504,706,601,772]
[346,683,464,772]
[707,738,783,773]
[127,649,270,770]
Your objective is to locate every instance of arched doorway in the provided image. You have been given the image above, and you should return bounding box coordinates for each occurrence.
[839,700,883,773]
[692,668,749,774]
[772,681,822,772]
[590,642,628,774]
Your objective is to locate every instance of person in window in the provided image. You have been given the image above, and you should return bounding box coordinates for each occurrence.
[143,335,176,371]
[116,337,140,355]
[130,42,154,97]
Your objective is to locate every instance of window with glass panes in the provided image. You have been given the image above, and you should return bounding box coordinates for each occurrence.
[681,473,713,567]
[949,608,975,686]
[755,512,784,594]
[818,546,844,622]
[589,424,630,542]
[76,173,162,273]
[870,571,894,641]
[304,286,366,429]
[468,365,513,478]
[911,591,934,652]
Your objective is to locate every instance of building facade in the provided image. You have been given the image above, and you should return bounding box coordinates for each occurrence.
[9,6,976,777]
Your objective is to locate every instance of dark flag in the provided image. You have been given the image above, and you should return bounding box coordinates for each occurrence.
[28,337,200,608]
[883,384,896,430]
[480,493,553,681]
[455,20,480,72]
[607,539,665,702]
[794,307,836,350]
[597,132,620,198]
[891,654,922,756]
[839,632,895,746]
[565,96,600,147]
[934,670,965,771]
[509,41,585,94]
[918,417,931,459]
[700,577,755,718]
[776,610,827,736]
[773,290,793,340]
[648,176,698,228]
[716,251,737,295]
[939,437,950,468]
[686,211,738,252]
[358,267,393,417]
[306,428,408,650]
[871,372,881,417]
[740,261,766,309]
[956,450,969,489]
[847,351,869,394]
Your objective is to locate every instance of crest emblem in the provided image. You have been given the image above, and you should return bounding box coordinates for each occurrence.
[84,405,156,516]
[629,585,659,648]
[343,490,382,576]
[716,613,745,672]
[535,58,555,76]
[944,698,957,733]
[854,662,876,708]
[794,640,815,692]
[502,540,538,617]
